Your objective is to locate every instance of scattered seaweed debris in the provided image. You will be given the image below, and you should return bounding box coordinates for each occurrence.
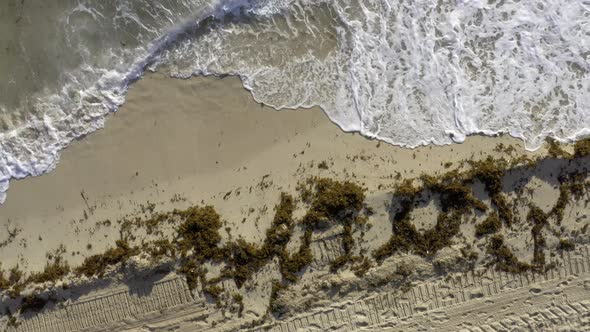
[0,225,22,249]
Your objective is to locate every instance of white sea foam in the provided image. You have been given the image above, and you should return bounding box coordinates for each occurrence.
[1,0,590,204]
[164,0,590,149]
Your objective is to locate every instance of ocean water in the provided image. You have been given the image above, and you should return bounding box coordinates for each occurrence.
[1,0,590,203]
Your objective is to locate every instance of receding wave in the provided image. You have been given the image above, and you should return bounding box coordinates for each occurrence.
[1,0,590,203]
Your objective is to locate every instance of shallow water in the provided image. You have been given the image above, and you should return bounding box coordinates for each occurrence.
[1,0,590,203]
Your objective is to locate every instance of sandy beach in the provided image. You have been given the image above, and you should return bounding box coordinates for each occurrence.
[2,74,589,332]
[2,1,590,330]
[0,73,543,273]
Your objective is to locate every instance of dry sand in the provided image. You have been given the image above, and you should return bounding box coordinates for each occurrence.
[2,73,588,332]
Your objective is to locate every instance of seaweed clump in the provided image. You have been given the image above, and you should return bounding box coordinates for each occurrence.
[475,213,502,237]
[263,194,297,256]
[486,235,531,273]
[350,256,373,277]
[468,157,513,226]
[558,238,575,251]
[203,283,224,306]
[269,280,288,315]
[175,206,224,261]
[421,175,487,213]
[173,206,225,291]
[550,183,571,224]
[143,238,177,260]
[6,266,25,297]
[177,259,206,292]
[374,175,486,261]
[300,178,365,230]
[0,264,9,291]
[279,231,313,282]
[374,143,590,273]
[19,294,48,313]
[224,240,267,288]
[28,257,70,284]
[418,177,487,254]
[527,204,549,268]
[175,194,298,294]
[573,137,590,158]
[222,193,297,286]
[546,138,570,159]
[232,293,244,317]
[75,240,139,277]
[317,161,329,170]
[373,183,418,261]
[550,173,589,224]
[298,178,366,273]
